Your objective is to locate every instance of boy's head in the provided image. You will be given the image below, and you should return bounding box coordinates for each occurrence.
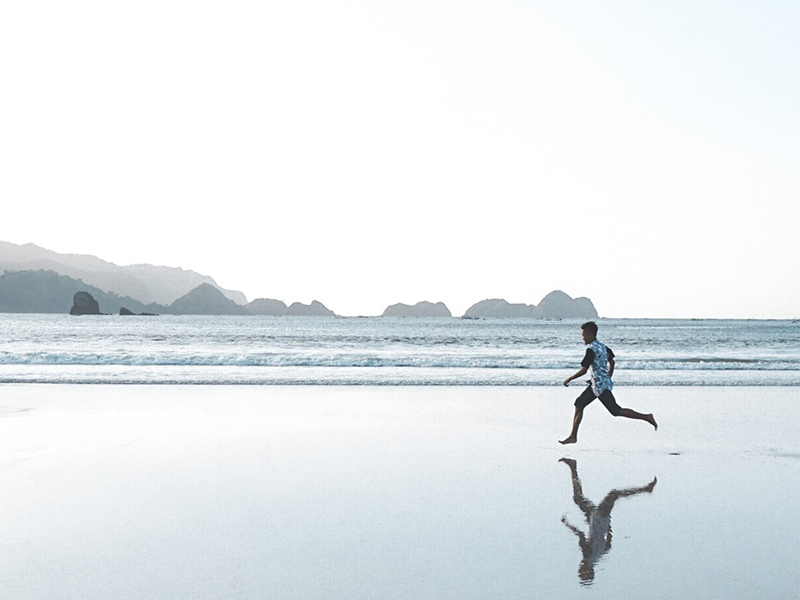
[581,321,598,344]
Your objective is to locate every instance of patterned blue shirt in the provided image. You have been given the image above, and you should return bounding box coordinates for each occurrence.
[581,340,614,396]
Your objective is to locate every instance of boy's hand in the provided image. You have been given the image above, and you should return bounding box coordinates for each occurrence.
[562,378,570,387]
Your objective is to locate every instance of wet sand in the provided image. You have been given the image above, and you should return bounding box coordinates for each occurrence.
[0,385,798,599]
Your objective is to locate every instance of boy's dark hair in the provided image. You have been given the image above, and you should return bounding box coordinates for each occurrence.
[581,321,598,336]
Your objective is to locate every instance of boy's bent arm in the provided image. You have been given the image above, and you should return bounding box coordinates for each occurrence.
[563,366,589,386]
[608,357,615,377]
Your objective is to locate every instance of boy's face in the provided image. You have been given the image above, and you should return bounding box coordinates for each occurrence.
[581,328,595,345]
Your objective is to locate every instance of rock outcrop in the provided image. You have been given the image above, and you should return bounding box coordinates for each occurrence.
[245,298,289,316]
[463,299,536,318]
[463,291,598,319]
[533,290,598,318]
[70,291,101,315]
[167,283,248,315]
[119,307,157,316]
[283,300,335,316]
[382,301,452,317]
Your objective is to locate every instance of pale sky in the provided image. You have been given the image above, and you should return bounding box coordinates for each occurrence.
[1,1,798,318]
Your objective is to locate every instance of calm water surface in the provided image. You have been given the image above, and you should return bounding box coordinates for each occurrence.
[0,315,797,385]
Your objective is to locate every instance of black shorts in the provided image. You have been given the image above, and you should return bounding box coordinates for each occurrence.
[575,386,622,416]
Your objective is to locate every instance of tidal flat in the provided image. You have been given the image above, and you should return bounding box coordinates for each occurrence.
[0,385,797,599]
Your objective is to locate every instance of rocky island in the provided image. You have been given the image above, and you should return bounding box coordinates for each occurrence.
[464,291,598,319]
[167,283,248,315]
[69,291,102,316]
[382,301,452,317]
[245,298,288,316]
[284,301,336,316]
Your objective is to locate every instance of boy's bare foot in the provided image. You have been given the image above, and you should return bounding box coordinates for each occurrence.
[559,457,577,468]
[647,414,658,430]
[559,436,577,445]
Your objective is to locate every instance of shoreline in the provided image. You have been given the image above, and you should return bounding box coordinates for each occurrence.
[1,385,798,599]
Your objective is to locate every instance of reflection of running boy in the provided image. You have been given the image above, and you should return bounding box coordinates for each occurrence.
[559,458,656,585]
[560,321,657,445]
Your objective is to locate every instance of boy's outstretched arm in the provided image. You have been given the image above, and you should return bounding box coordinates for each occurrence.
[563,366,589,387]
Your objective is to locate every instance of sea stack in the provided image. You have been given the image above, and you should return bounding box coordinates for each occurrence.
[70,291,101,315]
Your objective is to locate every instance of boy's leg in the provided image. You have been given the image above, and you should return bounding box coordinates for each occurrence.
[599,390,658,430]
[617,408,658,430]
[559,407,583,445]
[560,387,593,444]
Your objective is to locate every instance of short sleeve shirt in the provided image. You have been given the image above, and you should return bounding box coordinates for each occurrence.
[581,341,614,395]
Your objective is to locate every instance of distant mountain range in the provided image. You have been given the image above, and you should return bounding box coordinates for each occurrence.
[0,270,167,315]
[0,241,245,305]
[0,271,338,316]
[0,241,598,318]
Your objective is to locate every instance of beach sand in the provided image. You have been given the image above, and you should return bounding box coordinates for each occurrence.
[0,385,798,599]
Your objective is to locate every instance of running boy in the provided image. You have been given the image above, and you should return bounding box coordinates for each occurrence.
[560,321,657,445]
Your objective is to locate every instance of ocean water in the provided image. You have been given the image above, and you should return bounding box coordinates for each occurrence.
[0,314,797,385]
